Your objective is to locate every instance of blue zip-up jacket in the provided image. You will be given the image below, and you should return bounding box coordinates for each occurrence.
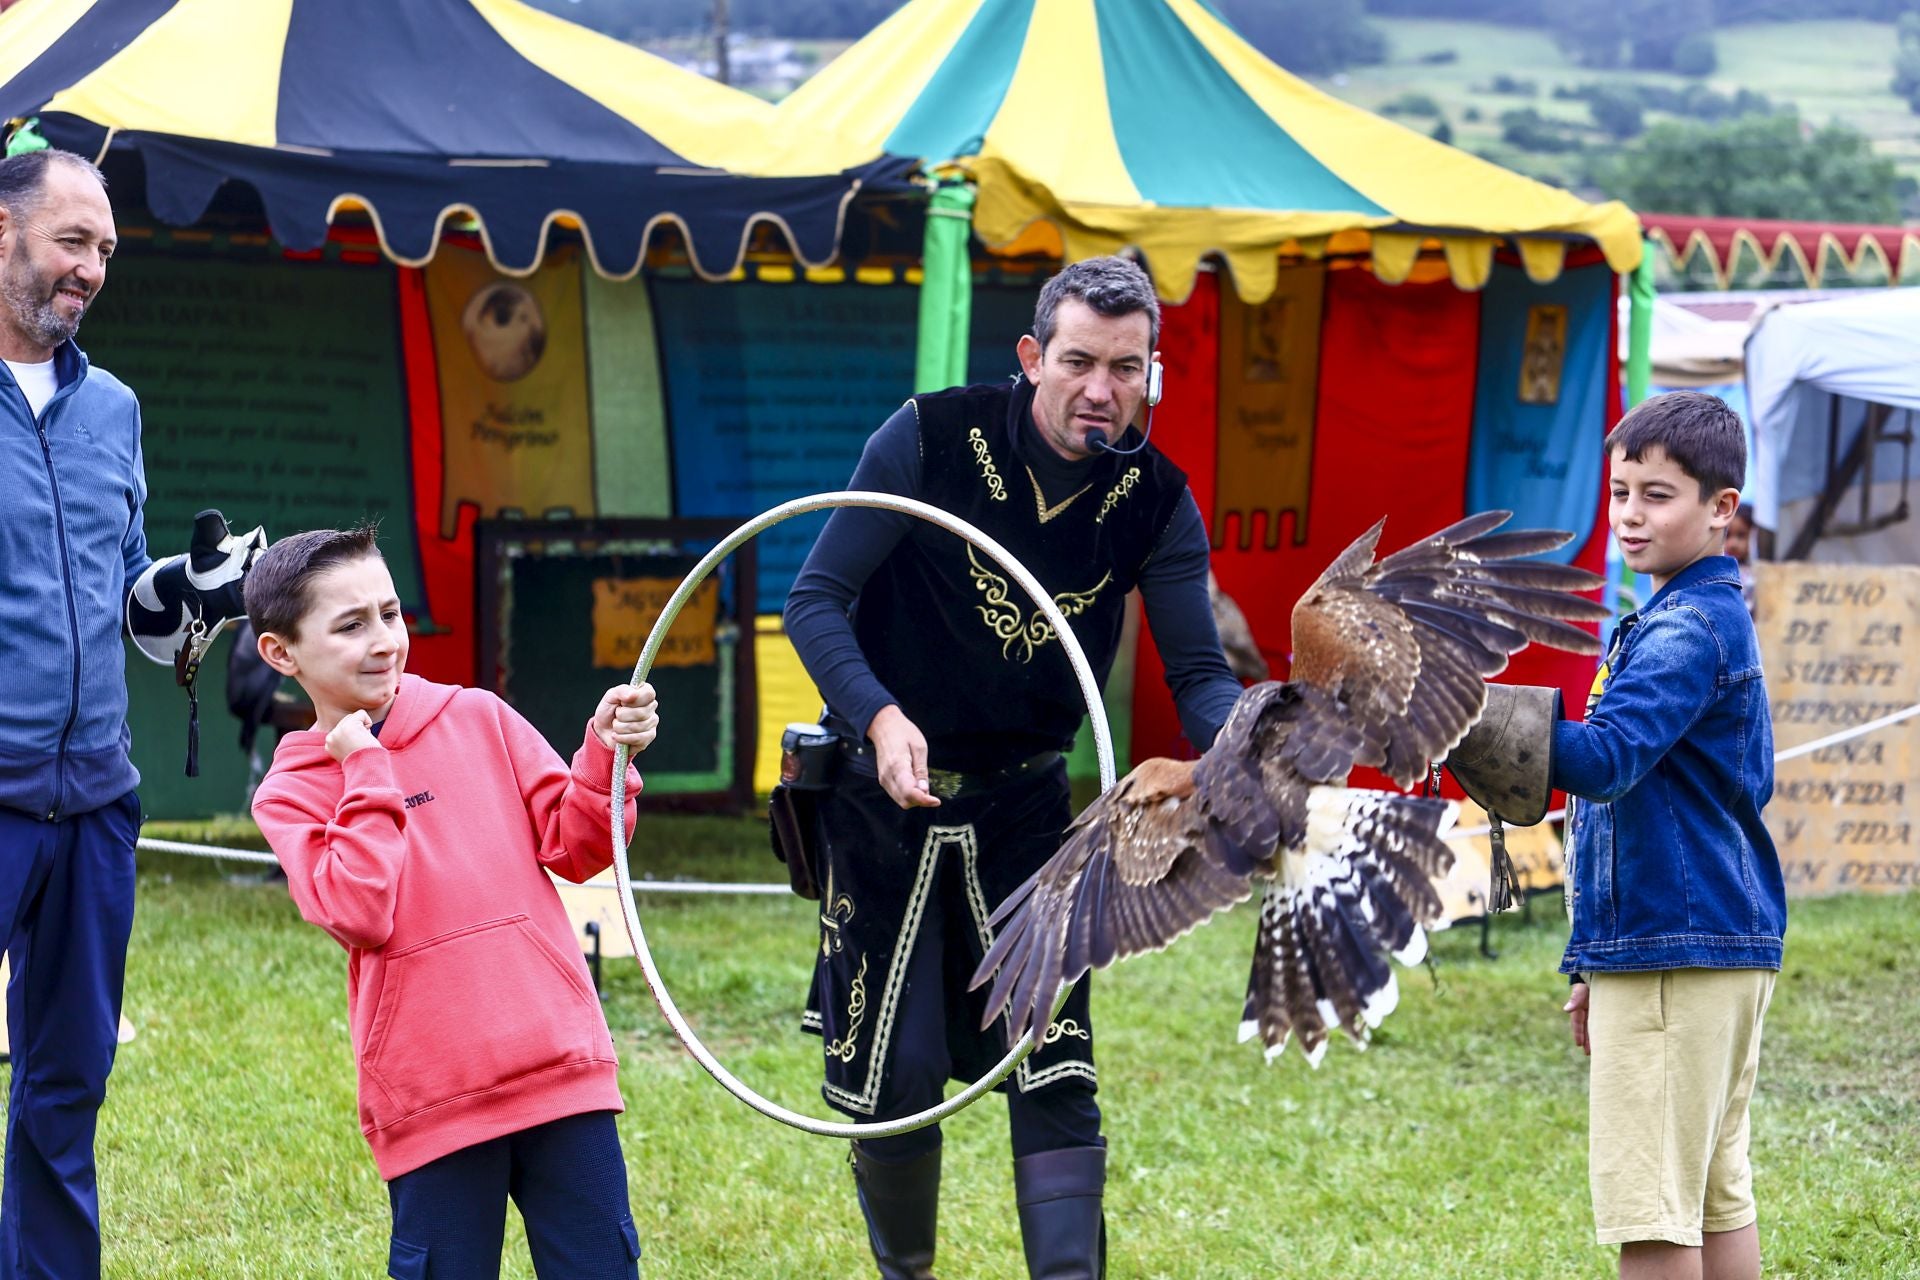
[1,340,151,820]
[1554,555,1785,974]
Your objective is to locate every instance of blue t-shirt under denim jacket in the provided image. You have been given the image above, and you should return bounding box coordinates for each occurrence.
[1554,555,1786,976]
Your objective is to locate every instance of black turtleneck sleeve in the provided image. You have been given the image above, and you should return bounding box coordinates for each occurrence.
[1135,494,1244,751]
[781,403,921,739]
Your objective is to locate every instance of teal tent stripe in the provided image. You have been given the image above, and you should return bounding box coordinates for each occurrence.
[1096,0,1388,214]
[884,0,1037,162]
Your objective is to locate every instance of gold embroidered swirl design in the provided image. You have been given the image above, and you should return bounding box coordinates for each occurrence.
[966,546,1112,663]
[1042,1018,1090,1045]
[820,885,854,958]
[967,427,1008,502]
[1094,466,1142,524]
[825,953,870,1063]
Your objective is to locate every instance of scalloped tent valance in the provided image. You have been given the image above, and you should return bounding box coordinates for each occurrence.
[0,0,908,277]
[1642,213,1920,291]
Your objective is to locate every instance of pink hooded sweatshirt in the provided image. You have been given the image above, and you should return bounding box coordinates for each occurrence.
[252,674,638,1179]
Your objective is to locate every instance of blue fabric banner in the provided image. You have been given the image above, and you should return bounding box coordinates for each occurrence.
[655,279,1037,611]
[1466,262,1612,564]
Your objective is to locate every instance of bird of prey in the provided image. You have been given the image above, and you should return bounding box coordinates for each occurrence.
[971,511,1607,1065]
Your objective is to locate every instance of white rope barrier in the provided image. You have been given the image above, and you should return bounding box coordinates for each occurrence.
[137,697,1920,886]
[137,836,793,894]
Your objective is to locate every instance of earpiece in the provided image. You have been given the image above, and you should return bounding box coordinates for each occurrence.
[1146,355,1163,408]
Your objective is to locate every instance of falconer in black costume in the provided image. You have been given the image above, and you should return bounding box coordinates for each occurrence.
[783,256,1243,1279]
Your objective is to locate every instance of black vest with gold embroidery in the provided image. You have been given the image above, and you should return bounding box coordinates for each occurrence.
[852,379,1189,773]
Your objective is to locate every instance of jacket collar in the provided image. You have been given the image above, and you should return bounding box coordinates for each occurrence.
[1642,554,1743,611]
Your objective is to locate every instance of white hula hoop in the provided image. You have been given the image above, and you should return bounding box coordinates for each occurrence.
[609,491,1117,1139]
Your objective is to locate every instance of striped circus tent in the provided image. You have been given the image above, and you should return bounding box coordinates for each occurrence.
[0,0,904,277]
[775,0,1641,303]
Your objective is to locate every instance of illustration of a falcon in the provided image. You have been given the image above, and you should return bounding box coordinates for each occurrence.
[971,512,1608,1065]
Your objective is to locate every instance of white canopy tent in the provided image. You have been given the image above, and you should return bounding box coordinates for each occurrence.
[1745,289,1920,564]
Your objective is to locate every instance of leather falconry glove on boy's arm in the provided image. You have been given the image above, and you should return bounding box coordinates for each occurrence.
[1444,682,1563,911]
[127,508,269,777]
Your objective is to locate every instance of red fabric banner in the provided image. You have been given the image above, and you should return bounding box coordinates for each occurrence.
[397,265,477,687]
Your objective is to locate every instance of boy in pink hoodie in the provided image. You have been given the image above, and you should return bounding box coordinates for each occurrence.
[246,526,657,1279]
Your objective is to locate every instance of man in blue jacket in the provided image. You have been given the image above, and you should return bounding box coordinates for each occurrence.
[0,144,256,1279]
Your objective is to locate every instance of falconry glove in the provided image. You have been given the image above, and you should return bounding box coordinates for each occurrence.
[127,508,268,776]
[1444,682,1562,911]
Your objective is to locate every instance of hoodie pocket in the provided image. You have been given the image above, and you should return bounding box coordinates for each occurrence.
[361,914,606,1127]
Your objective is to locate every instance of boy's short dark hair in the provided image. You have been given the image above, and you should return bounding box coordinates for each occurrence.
[1604,390,1746,499]
[245,525,383,641]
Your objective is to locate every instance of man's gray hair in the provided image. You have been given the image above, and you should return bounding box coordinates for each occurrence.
[0,148,108,220]
[1031,256,1160,352]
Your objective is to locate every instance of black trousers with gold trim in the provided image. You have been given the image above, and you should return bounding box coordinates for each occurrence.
[802,759,1100,1160]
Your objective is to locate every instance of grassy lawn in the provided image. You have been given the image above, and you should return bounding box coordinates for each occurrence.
[1311,18,1920,186]
[7,814,1916,1277]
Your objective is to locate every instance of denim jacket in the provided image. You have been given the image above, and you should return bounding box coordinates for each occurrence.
[1554,555,1785,974]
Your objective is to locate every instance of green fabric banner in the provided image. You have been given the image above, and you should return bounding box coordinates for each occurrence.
[914,181,977,394]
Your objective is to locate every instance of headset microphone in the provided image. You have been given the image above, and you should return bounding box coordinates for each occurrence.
[1088,355,1163,457]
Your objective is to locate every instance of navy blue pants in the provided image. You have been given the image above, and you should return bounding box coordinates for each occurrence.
[0,792,140,1280]
[386,1111,639,1280]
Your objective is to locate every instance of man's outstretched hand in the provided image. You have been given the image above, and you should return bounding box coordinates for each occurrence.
[868,704,939,809]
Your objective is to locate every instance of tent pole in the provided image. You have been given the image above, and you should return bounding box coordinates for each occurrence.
[914,178,976,395]
[1625,235,1655,409]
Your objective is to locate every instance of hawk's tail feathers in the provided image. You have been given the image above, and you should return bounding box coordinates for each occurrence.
[1240,788,1456,1065]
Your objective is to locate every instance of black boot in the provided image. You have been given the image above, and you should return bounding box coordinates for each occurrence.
[850,1142,941,1280]
[1013,1145,1107,1280]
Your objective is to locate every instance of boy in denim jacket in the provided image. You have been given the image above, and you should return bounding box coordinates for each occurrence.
[1557,392,1786,1278]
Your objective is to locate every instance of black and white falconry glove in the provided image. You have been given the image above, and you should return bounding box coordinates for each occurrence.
[127,508,268,775]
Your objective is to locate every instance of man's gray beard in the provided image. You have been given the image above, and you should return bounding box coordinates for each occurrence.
[1,269,82,349]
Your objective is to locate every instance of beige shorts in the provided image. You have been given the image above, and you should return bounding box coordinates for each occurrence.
[1587,967,1776,1247]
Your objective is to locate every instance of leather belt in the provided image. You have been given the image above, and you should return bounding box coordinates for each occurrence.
[838,740,1061,801]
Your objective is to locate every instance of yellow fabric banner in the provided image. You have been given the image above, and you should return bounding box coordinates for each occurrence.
[1213,264,1324,549]
[424,248,595,538]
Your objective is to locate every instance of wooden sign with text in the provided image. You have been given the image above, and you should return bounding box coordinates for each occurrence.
[1754,562,1919,895]
[590,576,718,671]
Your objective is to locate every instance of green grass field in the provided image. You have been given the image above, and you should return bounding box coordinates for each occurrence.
[8,816,1917,1277]
[1309,18,1920,187]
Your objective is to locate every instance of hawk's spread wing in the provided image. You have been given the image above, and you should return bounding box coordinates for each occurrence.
[971,511,1605,1058]
[1289,511,1607,788]
[974,756,1263,1048]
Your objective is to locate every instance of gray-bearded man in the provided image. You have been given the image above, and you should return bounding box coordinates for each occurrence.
[784,256,1243,1279]
[1,143,259,1278]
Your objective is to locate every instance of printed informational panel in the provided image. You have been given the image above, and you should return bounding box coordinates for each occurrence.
[1754,562,1920,895]
[80,251,420,820]
[654,279,1038,612]
[80,252,423,607]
